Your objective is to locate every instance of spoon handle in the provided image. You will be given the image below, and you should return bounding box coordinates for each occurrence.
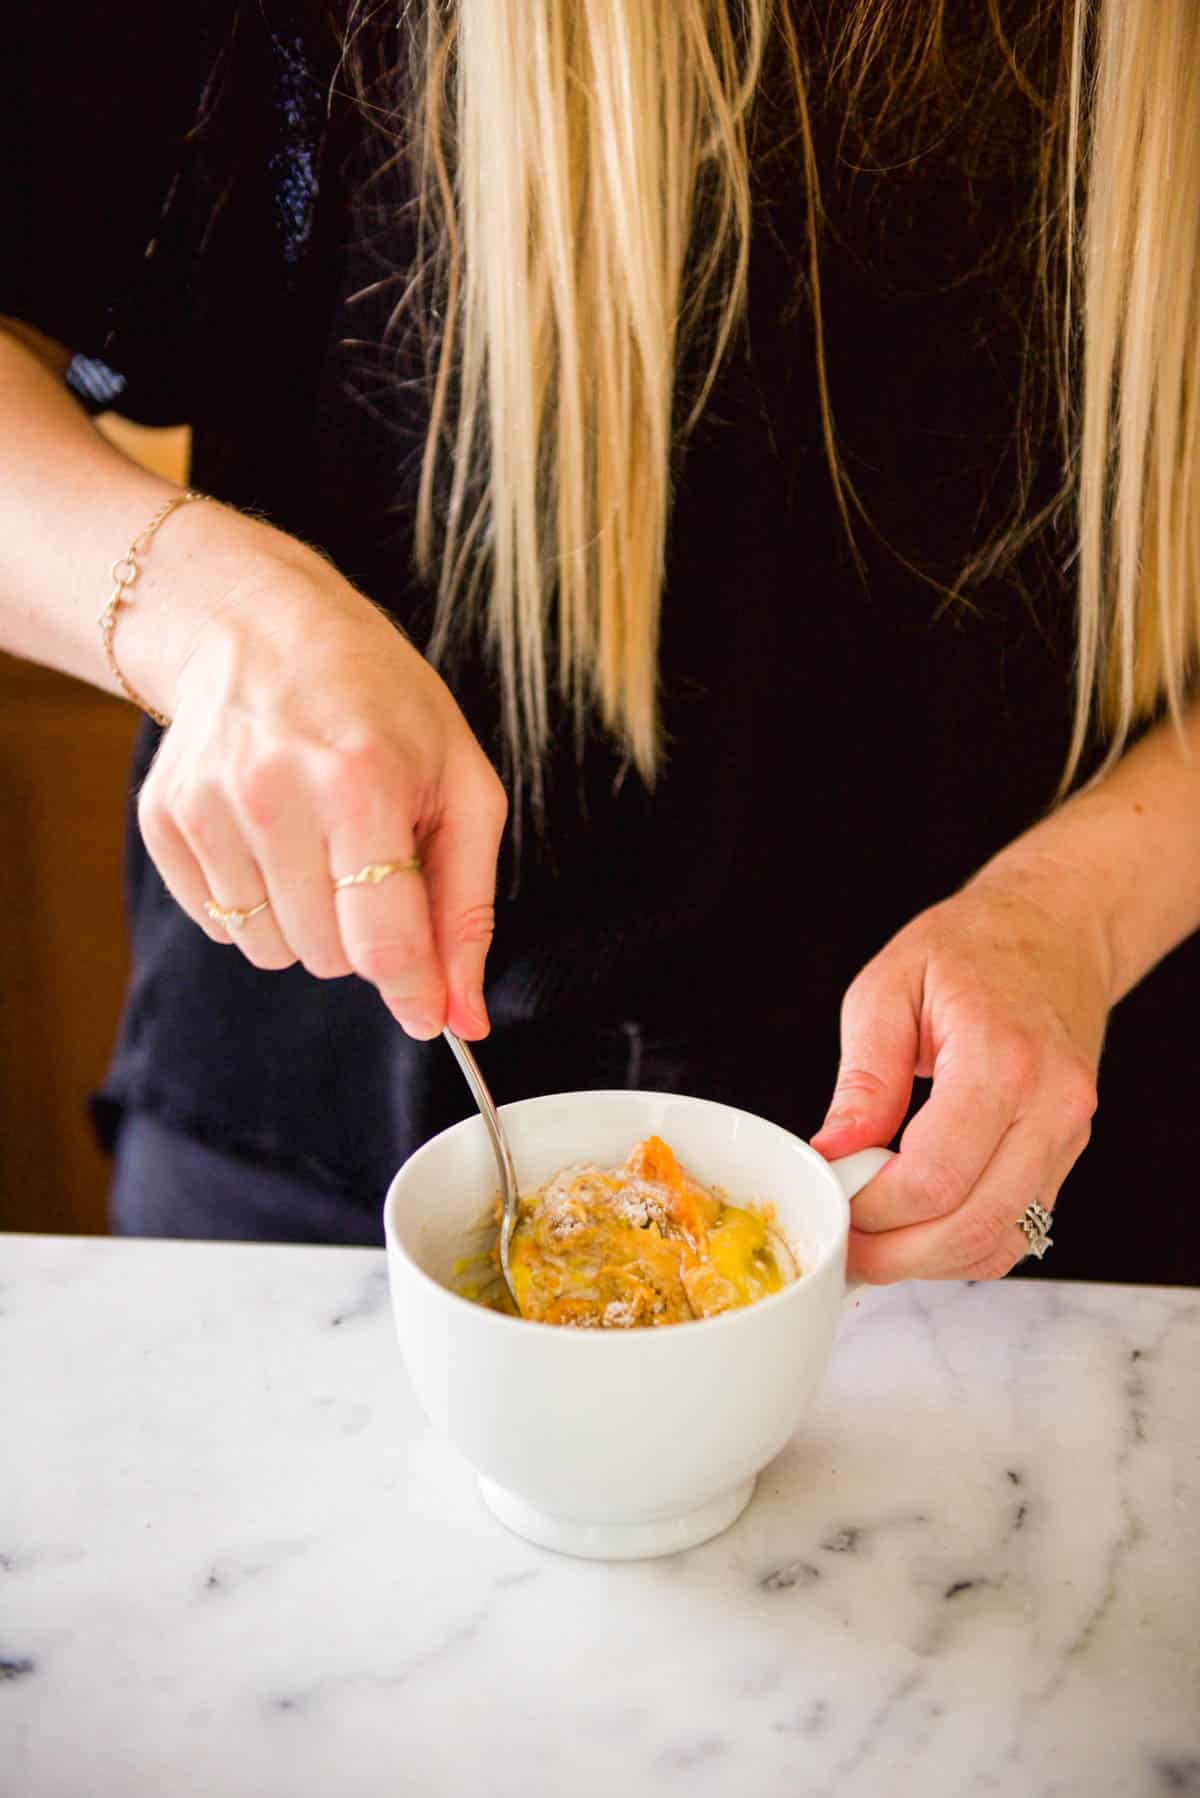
[441,1030,521,1284]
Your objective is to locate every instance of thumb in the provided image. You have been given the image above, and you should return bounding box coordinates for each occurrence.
[810,964,919,1157]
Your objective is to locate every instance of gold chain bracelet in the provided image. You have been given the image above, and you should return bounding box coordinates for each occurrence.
[98,489,204,727]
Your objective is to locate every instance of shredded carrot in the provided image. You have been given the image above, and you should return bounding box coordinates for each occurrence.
[496,1135,790,1328]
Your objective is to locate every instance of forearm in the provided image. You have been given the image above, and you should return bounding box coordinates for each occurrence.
[971,707,1200,1006]
[0,321,317,717]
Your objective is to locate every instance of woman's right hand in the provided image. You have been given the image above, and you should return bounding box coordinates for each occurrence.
[132,501,508,1042]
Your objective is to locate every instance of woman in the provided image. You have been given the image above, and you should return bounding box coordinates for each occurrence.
[3,1,1197,1281]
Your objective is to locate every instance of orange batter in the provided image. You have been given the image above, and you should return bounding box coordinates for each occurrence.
[504,1135,791,1327]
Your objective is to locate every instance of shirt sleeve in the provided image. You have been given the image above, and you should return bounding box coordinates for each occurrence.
[3,2,230,415]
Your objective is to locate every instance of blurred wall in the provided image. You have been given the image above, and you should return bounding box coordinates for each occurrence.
[0,421,189,1233]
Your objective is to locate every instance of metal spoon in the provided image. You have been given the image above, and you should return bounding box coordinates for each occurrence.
[442,1029,521,1307]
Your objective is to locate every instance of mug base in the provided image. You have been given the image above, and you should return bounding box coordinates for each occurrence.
[476,1474,757,1561]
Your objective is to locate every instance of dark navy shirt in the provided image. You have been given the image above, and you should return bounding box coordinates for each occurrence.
[7,2,1199,1280]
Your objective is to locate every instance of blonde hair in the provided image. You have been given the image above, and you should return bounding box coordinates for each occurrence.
[353,1,1200,792]
[1071,0,1200,780]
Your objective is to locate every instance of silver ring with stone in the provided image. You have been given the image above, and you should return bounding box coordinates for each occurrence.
[1017,1200,1054,1260]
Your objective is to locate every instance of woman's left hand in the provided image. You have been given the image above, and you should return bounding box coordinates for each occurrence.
[809,862,1111,1281]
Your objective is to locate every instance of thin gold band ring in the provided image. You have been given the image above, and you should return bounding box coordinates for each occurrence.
[205,857,422,929]
[204,897,271,929]
[332,857,423,890]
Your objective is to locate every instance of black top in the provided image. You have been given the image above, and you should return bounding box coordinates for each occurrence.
[8,2,1199,1280]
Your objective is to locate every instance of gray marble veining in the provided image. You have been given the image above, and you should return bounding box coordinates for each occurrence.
[1,1235,1197,1797]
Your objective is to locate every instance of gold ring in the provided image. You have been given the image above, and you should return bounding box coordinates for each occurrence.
[332,857,423,891]
[204,897,270,928]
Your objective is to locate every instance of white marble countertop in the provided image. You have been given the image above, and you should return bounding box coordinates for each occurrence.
[2,1234,1197,1798]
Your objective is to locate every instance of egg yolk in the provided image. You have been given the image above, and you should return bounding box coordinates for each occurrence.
[500,1135,790,1328]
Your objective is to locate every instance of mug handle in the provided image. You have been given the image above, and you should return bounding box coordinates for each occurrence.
[825,1145,896,1299]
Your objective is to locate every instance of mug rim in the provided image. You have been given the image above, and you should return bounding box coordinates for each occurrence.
[382,1088,851,1343]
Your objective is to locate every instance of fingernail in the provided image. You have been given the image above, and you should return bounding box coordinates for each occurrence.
[468,988,489,1031]
[403,1014,442,1042]
[819,1110,858,1136]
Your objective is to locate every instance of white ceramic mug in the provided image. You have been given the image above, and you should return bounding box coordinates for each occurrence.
[383,1089,893,1560]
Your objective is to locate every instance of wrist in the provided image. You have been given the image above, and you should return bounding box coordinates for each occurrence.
[115,498,334,722]
[98,490,208,724]
[965,837,1121,1012]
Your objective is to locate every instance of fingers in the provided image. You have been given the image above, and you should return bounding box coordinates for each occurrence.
[810,958,920,1161]
[318,737,445,1037]
[421,762,508,1040]
[816,876,1106,1284]
[173,779,298,970]
[328,863,442,1038]
[137,792,231,945]
[847,1115,1091,1284]
[848,1029,1033,1235]
[139,726,508,1044]
[127,546,511,1033]
[138,775,296,967]
[948,1198,1058,1283]
[233,751,352,981]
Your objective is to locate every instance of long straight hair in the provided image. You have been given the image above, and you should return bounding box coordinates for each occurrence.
[348,1,1200,793]
[1071,0,1200,781]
